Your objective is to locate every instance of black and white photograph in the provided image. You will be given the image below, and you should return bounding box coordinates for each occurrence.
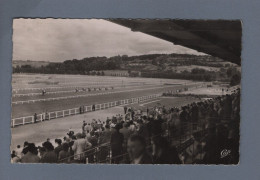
[11,19,241,165]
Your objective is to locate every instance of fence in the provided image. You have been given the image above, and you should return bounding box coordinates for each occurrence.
[11,93,161,128]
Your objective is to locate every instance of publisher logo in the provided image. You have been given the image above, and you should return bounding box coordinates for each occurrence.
[220,149,231,158]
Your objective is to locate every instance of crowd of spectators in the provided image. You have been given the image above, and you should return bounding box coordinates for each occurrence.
[11,88,240,164]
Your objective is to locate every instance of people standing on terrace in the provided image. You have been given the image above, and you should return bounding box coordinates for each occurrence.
[11,89,240,164]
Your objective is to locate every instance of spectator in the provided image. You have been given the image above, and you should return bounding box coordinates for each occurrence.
[85,130,91,139]
[41,141,58,163]
[124,106,128,114]
[127,134,152,164]
[11,150,20,163]
[38,146,46,159]
[72,133,92,163]
[84,123,92,133]
[82,121,87,135]
[87,131,98,163]
[150,116,163,136]
[179,107,189,135]
[58,143,71,163]
[20,143,40,163]
[136,120,150,141]
[67,127,74,138]
[34,113,37,123]
[22,141,29,155]
[151,136,181,164]
[92,104,96,111]
[110,124,124,164]
[129,120,136,132]
[54,139,62,156]
[120,122,132,151]
[79,106,83,114]
[16,145,22,158]
[203,125,218,164]
[99,124,112,162]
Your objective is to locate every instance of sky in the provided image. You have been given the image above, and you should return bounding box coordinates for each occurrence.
[12,19,205,62]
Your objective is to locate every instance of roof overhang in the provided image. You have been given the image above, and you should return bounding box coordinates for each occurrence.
[108,19,242,65]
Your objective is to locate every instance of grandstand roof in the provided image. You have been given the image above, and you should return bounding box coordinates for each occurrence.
[109,19,242,65]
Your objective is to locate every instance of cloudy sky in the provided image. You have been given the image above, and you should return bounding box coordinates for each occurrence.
[13,19,204,62]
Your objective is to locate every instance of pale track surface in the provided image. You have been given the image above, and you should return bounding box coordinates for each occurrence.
[11,106,124,150]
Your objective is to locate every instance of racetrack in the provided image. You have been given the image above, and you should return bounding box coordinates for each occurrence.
[11,74,217,151]
[12,74,204,118]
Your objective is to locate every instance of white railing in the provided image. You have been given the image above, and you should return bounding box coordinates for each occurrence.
[11,93,161,128]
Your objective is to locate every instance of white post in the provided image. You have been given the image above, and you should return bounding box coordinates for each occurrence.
[63,110,65,117]
[22,117,25,125]
[56,112,58,118]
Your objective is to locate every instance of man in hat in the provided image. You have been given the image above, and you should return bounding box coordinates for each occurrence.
[72,133,92,163]
[127,134,152,164]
